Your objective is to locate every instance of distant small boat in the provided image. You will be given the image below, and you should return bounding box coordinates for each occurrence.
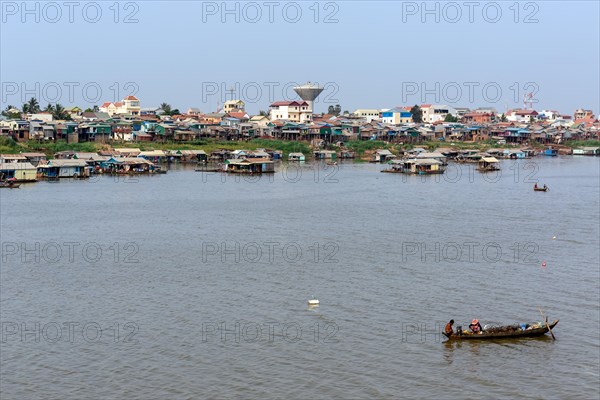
[444,320,558,340]
[308,299,319,306]
[534,186,549,192]
[326,162,337,166]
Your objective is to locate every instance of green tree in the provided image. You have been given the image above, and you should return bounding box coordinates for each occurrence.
[160,103,172,115]
[444,114,458,122]
[259,110,268,116]
[84,108,93,112]
[328,104,342,116]
[44,104,55,113]
[27,97,41,113]
[93,105,99,112]
[1,105,20,119]
[410,105,423,123]
[52,103,69,120]
[500,113,507,122]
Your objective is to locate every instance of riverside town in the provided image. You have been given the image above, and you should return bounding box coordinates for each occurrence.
[1,86,598,183]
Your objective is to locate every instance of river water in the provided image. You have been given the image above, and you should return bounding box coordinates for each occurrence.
[1,156,599,399]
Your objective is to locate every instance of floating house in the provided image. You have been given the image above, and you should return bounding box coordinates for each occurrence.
[503,149,527,159]
[138,150,167,163]
[175,150,207,163]
[0,162,38,182]
[455,151,482,163]
[115,148,142,157]
[0,154,28,163]
[371,149,396,163]
[20,152,47,165]
[223,158,275,174]
[415,151,447,165]
[477,157,501,172]
[313,150,337,159]
[102,157,155,174]
[39,159,90,178]
[383,158,445,175]
[573,147,599,156]
[288,152,306,162]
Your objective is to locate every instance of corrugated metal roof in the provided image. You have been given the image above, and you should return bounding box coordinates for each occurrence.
[0,162,37,170]
[481,157,499,163]
[48,159,88,167]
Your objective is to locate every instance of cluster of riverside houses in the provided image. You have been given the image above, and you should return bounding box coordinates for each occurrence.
[0,147,292,181]
[1,96,599,145]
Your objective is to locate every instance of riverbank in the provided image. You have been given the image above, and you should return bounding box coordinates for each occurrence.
[2,137,599,160]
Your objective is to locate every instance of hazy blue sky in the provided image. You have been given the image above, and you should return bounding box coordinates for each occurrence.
[1,1,599,115]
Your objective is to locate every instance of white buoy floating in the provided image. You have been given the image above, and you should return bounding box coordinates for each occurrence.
[308,299,319,306]
[552,236,557,240]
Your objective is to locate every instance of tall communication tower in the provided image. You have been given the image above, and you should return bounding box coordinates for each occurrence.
[523,93,534,110]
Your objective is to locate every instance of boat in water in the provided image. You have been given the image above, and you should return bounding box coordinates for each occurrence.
[444,320,558,340]
[0,180,21,189]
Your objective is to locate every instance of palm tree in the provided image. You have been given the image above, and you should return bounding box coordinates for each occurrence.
[27,97,41,113]
[160,103,172,115]
[52,103,68,120]
[1,105,19,118]
[44,104,55,113]
[22,103,29,113]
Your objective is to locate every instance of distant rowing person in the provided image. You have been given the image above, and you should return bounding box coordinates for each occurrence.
[444,319,454,337]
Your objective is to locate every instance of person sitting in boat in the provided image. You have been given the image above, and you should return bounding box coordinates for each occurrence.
[469,319,483,334]
[534,183,538,189]
[543,184,547,190]
[444,319,454,337]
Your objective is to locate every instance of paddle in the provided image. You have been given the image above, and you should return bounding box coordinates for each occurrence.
[538,307,556,340]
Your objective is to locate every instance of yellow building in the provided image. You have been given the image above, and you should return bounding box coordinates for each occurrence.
[0,162,38,182]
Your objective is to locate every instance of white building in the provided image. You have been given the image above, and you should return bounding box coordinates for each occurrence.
[99,95,141,116]
[420,104,457,123]
[269,101,312,123]
[506,109,539,122]
[223,100,245,113]
[352,109,380,122]
[381,107,412,124]
[540,110,561,121]
[29,113,53,122]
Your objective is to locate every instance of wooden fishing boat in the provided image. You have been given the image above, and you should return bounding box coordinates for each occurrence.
[0,181,21,188]
[534,187,549,192]
[443,320,558,340]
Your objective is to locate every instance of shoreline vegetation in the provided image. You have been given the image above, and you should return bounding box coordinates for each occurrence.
[1,137,599,161]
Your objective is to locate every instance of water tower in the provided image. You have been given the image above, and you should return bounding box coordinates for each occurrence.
[293,82,324,113]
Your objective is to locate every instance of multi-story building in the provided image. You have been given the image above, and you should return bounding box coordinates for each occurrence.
[352,109,380,122]
[420,104,457,123]
[506,109,539,123]
[223,100,245,113]
[381,107,412,124]
[574,109,595,120]
[539,110,561,121]
[99,95,141,116]
[269,101,312,123]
